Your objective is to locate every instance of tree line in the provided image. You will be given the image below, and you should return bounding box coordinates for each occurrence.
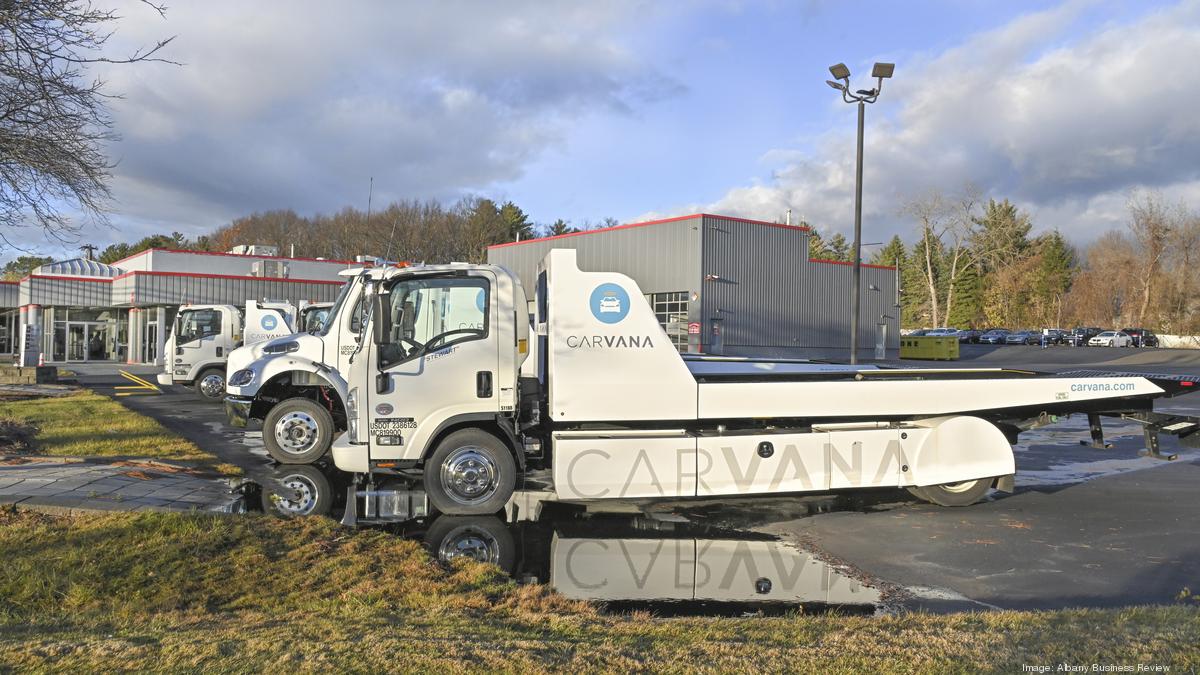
[859,188,1199,334]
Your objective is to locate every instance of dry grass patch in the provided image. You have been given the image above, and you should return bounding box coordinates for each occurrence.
[0,509,1197,672]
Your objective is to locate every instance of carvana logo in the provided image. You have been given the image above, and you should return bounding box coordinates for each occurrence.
[589,283,630,324]
[260,314,278,331]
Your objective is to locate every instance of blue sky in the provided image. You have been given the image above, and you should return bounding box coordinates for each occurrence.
[9,0,1200,259]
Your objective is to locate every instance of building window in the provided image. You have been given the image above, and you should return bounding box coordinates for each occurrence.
[646,291,689,351]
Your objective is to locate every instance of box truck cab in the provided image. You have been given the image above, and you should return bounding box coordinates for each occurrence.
[224,272,375,463]
[157,300,296,401]
[263,250,1197,518]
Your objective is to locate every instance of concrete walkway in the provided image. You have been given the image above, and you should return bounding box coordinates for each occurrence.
[0,456,242,515]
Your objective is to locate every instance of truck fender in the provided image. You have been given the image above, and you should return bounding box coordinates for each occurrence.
[248,355,351,406]
[420,413,524,470]
[904,415,1015,488]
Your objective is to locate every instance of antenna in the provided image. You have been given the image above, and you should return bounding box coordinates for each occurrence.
[365,176,374,229]
[383,216,399,265]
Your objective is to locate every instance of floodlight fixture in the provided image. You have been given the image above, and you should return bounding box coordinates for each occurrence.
[826,80,845,91]
[871,62,895,79]
[828,62,851,80]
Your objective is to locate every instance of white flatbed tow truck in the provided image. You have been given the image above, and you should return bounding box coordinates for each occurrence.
[225,249,1200,517]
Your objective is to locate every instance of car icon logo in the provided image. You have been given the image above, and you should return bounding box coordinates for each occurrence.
[598,294,622,313]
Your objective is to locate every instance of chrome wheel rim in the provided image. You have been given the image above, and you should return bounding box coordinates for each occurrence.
[940,479,980,494]
[275,411,320,455]
[437,525,500,564]
[440,447,499,505]
[200,373,225,398]
[271,474,317,515]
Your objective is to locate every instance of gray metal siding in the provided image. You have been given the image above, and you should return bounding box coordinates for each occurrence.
[0,283,16,308]
[487,218,702,297]
[700,217,899,358]
[124,274,342,307]
[24,278,113,307]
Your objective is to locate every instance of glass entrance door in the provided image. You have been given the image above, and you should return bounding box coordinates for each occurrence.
[67,323,86,361]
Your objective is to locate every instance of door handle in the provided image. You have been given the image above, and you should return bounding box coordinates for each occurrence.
[216,347,223,357]
[476,371,493,398]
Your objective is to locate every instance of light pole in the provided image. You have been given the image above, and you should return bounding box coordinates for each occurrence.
[826,61,893,364]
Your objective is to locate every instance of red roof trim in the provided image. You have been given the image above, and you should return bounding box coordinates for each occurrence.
[111,270,344,285]
[808,258,897,271]
[28,274,113,283]
[0,280,16,285]
[109,247,358,267]
[487,213,811,250]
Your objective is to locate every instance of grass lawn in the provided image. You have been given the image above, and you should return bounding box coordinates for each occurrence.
[0,509,1196,673]
[0,390,239,474]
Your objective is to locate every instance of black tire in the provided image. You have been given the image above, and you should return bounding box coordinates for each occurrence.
[260,464,332,517]
[263,397,334,464]
[423,516,516,573]
[424,429,517,516]
[906,486,929,501]
[193,367,226,402]
[913,477,993,507]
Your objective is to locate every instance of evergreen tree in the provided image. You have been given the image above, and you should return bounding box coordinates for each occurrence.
[546,219,574,236]
[806,228,831,259]
[827,233,851,262]
[1,255,54,280]
[498,201,534,241]
[946,262,982,327]
[871,235,907,268]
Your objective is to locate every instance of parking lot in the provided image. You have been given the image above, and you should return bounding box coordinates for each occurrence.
[55,347,1200,615]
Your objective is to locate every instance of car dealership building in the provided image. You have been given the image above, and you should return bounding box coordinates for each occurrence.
[488,213,900,360]
[1,248,356,365]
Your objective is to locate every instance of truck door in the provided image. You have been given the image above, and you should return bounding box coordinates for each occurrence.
[173,307,224,379]
[366,273,499,460]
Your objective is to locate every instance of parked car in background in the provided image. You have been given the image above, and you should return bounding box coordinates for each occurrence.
[1005,331,1039,345]
[957,329,983,343]
[1121,328,1159,348]
[979,329,1011,344]
[907,329,931,336]
[1069,327,1104,346]
[925,328,959,337]
[1042,328,1070,345]
[1089,330,1133,347]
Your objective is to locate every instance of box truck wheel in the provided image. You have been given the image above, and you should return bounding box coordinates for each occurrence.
[424,429,516,516]
[914,478,993,507]
[423,515,515,573]
[264,398,333,464]
[260,464,331,517]
[194,368,226,402]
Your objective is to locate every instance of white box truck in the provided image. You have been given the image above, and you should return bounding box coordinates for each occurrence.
[225,250,1200,517]
[158,300,299,401]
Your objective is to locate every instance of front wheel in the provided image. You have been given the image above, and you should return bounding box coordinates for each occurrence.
[424,429,517,516]
[912,477,994,507]
[194,368,226,402]
[263,397,335,464]
[260,464,332,517]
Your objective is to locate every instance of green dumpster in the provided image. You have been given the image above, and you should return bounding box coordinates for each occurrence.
[899,336,960,360]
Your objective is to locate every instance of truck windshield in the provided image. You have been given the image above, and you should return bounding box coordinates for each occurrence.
[300,306,330,333]
[320,280,354,336]
[176,309,222,345]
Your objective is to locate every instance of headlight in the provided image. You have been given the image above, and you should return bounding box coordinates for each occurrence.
[228,368,256,387]
[346,387,360,443]
[263,341,300,355]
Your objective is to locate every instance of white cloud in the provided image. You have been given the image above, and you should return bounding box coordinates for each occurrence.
[696,1,1200,244]
[83,1,685,244]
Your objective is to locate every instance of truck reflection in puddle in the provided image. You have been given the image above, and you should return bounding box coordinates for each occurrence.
[237,465,882,616]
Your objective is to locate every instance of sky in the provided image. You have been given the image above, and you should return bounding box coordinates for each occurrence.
[10,0,1200,259]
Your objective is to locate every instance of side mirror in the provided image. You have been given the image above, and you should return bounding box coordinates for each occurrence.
[371,293,390,346]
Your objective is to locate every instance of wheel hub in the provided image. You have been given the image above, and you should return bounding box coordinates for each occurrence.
[275,411,320,454]
[272,475,315,515]
[438,527,500,564]
[440,448,499,505]
[200,373,225,398]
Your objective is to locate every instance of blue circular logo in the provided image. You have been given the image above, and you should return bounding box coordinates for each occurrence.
[260,314,278,330]
[475,289,486,313]
[590,283,630,324]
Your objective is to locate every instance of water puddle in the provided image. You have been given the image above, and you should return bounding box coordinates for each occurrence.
[233,466,882,616]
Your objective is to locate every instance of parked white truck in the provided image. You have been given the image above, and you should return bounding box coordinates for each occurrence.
[157,300,302,401]
[225,250,1200,517]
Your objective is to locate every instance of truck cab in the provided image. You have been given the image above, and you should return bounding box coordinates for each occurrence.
[158,300,296,401]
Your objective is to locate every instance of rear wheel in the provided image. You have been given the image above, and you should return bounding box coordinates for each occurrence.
[194,368,226,402]
[424,429,516,516]
[915,478,993,507]
[263,397,334,464]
